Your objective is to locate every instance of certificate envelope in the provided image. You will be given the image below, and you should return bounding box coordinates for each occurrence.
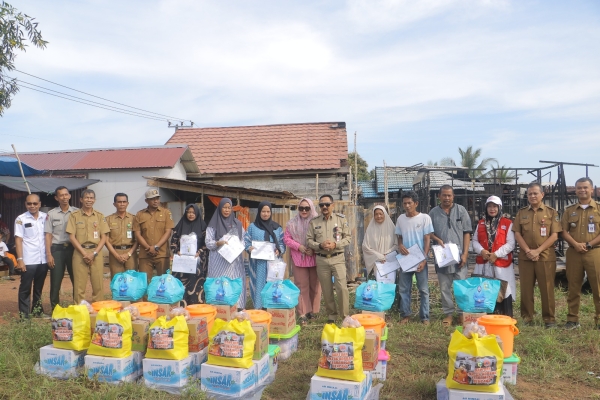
[218,234,245,264]
[375,251,400,276]
[395,244,426,272]
[251,241,276,261]
[172,254,197,274]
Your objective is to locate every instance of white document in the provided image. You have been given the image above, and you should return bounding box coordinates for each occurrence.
[251,240,276,261]
[375,251,401,277]
[395,244,426,272]
[172,254,197,274]
[432,242,460,268]
[375,267,396,284]
[179,233,197,256]
[267,259,287,281]
[217,234,245,264]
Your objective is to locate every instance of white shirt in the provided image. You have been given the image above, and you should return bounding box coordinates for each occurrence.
[0,241,7,257]
[395,213,434,251]
[14,211,47,265]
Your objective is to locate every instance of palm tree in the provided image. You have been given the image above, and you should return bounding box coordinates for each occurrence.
[484,163,518,184]
[458,146,497,178]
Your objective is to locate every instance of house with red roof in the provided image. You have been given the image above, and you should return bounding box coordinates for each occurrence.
[165,121,350,201]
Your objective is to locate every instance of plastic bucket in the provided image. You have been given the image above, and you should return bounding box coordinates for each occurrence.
[91,300,122,313]
[351,313,385,346]
[131,302,158,320]
[246,309,272,337]
[186,304,217,333]
[477,315,519,358]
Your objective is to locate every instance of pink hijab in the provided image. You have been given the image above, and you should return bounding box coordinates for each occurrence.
[286,198,318,245]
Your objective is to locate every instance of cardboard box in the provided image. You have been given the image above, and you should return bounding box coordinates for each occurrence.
[462,312,487,328]
[39,345,86,379]
[214,304,237,321]
[143,356,193,388]
[190,347,209,378]
[268,308,296,335]
[447,383,507,400]
[155,302,180,318]
[0,270,8,277]
[309,372,371,400]
[252,323,269,360]
[361,330,379,371]
[200,363,257,397]
[85,353,138,383]
[187,317,209,352]
[361,310,386,319]
[253,352,270,387]
[118,301,131,309]
[131,319,150,352]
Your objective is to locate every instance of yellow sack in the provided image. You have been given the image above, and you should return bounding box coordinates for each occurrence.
[208,318,256,369]
[447,330,504,393]
[146,316,189,360]
[316,323,366,382]
[52,305,91,351]
[88,308,132,358]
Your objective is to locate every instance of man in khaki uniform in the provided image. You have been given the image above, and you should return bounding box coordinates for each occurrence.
[133,189,174,284]
[105,193,138,279]
[561,177,600,329]
[307,194,351,323]
[513,182,562,328]
[66,189,110,304]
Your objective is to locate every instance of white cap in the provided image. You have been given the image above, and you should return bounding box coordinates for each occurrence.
[485,195,502,207]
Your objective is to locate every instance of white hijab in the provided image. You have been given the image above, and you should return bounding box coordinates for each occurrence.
[362,205,397,275]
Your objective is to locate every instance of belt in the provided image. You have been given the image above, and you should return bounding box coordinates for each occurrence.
[52,243,72,248]
[81,244,96,249]
[317,252,343,258]
[114,245,133,250]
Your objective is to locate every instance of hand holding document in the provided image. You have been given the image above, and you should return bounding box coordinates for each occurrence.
[251,241,276,261]
[432,242,460,267]
[217,234,245,264]
[375,251,400,276]
[395,244,426,272]
[172,254,197,273]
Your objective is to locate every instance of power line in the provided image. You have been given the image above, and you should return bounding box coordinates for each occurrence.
[12,77,171,121]
[13,69,192,122]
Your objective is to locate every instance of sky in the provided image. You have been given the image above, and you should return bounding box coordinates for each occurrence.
[3,0,600,185]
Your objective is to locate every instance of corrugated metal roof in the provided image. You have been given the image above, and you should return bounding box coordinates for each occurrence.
[166,122,348,174]
[375,167,484,193]
[358,180,379,198]
[0,146,199,173]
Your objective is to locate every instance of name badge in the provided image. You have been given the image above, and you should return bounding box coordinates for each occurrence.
[589,224,595,233]
[540,227,547,237]
[126,230,132,239]
[94,231,99,239]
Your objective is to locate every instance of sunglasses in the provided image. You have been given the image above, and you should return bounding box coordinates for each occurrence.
[298,206,311,212]
[26,202,40,206]
[319,203,332,208]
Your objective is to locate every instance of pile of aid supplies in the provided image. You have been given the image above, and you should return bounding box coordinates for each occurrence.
[436,276,521,400]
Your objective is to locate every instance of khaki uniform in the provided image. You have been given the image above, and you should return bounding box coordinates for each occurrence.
[133,206,174,283]
[561,200,600,323]
[307,212,351,320]
[66,209,110,304]
[512,204,562,323]
[106,212,137,278]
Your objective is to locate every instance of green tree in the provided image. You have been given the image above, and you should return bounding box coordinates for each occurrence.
[485,163,518,184]
[348,153,371,181]
[1,2,48,116]
[457,146,496,178]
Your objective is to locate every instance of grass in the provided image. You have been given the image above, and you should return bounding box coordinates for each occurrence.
[3,282,600,399]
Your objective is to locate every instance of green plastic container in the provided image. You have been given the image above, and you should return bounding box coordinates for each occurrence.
[502,353,521,385]
[269,325,301,361]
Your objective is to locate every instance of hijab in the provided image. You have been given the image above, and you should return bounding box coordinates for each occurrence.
[286,198,318,246]
[173,204,207,249]
[362,205,397,274]
[484,203,502,251]
[208,198,243,239]
[254,201,282,250]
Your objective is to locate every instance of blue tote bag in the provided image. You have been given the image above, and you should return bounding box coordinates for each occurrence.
[204,277,243,306]
[453,277,501,313]
[354,280,396,311]
[260,280,300,309]
[110,270,148,301]
[147,270,185,304]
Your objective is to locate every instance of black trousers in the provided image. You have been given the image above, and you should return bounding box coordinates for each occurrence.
[1,256,15,275]
[19,263,48,318]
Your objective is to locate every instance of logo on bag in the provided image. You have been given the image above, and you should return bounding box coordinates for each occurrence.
[215,279,226,302]
[52,318,73,342]
[271,282,283,303]
[453,352,498,386]
[209,330,244,358]
[118,276,129,296]
[91,321,124,348]
[148,326,175,350]
[318,341,355,371]
[156,277,167,297]
[362,284,376,302]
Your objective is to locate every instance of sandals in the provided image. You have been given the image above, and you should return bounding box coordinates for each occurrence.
[442,315,453,327]
[299,315,309,326]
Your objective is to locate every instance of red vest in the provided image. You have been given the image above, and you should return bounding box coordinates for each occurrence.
[475,217,513,267]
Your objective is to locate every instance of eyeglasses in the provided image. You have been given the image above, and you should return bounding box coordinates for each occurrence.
[298,206,311,212]
[319,203,332,208]
[26,202,39,206]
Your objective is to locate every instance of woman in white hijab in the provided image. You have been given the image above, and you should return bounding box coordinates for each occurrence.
[362,205,398,282]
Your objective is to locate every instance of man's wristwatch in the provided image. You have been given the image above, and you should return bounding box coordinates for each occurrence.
[586,242,592,250]
[93,251,97,258]
[154,245,160,252]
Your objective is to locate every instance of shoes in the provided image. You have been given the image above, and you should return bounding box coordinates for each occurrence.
[442,315,453,327]
[564,321,580,330]
[522,319,534,327]
[400,317,410,324]
[422,320,430,326]
[326,319,335,324]
[307,312,318,320]
[544,322,557,329]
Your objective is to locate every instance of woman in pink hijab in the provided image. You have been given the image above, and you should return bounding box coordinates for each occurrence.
[284,198,321,326]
